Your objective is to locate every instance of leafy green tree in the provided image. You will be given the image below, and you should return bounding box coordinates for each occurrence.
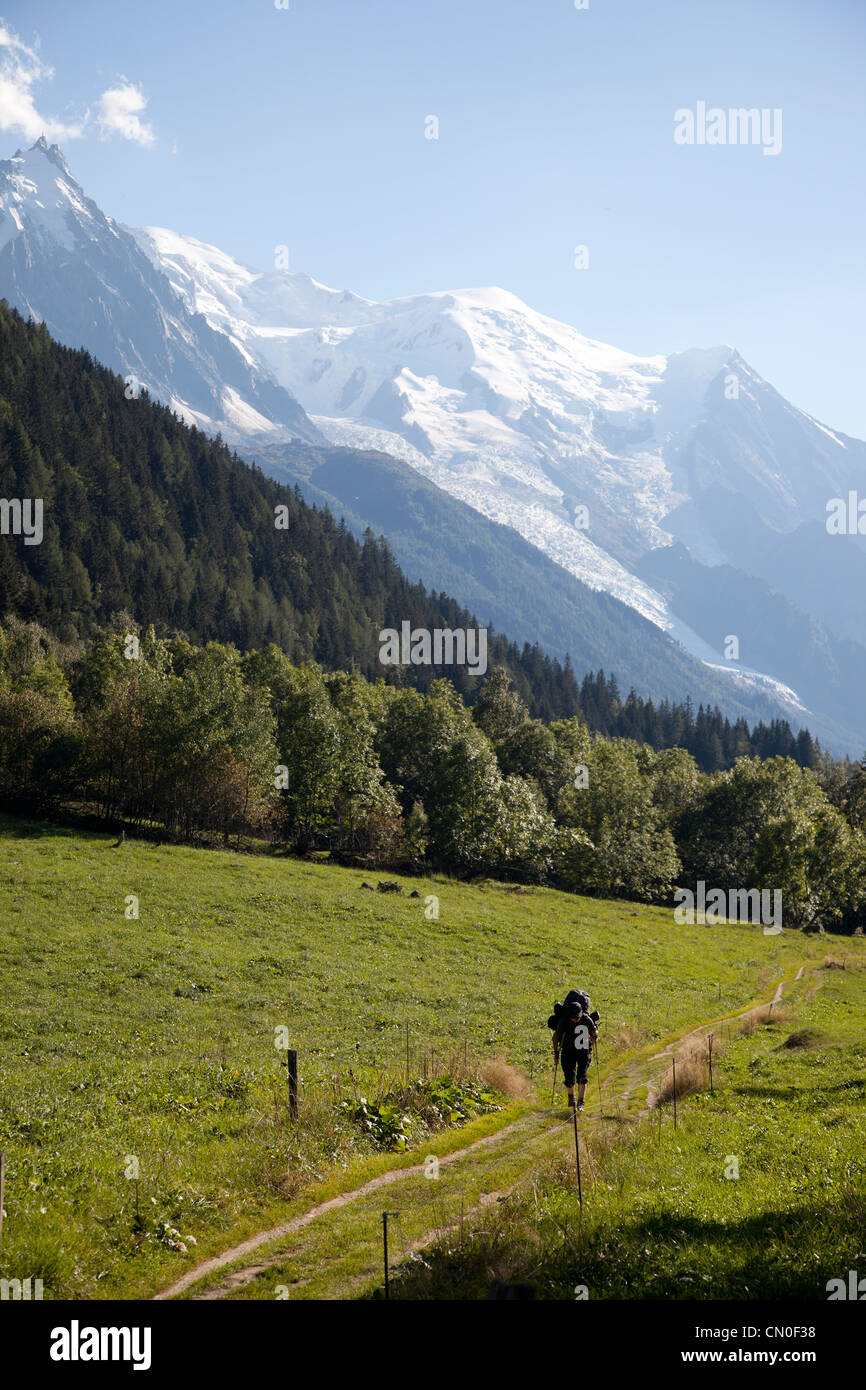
[380,681,503,870]
[403,800,430,867]
[487,775,557,877]
[637,744,702,835]
[79,637,275,840]
[679,757,864,928]
[557,737,680,900]
[324,669,403,857]
[0,618,75,804]
[273,664,343,850]
[473,667,529,744]
[834,753,866,833]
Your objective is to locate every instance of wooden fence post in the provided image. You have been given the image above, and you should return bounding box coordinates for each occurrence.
[382,1210,400,1299]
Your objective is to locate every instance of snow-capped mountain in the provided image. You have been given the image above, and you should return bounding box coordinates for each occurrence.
[0,139,320,446]
[4,139,866,749]
[134,224,866,685]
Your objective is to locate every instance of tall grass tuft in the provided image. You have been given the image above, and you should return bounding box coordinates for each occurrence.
[739,1002,790,1034]
[651,1035,727,1107]
[480,1059,533,1100]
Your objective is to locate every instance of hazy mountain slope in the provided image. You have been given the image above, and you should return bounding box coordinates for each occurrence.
[637,544,866,749]
[253,437,866,756]
[257,438,802,721]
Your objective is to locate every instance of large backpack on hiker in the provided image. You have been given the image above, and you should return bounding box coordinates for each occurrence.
[547,990,600,1043]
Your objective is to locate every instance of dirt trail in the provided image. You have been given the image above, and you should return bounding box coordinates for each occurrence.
[618,971,795,1109]
[154,1114,547,1299]
[155,961,810,1302]
[193,1190,505,1301]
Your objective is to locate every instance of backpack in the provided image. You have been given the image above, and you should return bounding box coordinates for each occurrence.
[547,989,600,1033]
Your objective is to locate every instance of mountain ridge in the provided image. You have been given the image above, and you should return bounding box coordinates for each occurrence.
[134,215,866,647]
[0,139,321,447]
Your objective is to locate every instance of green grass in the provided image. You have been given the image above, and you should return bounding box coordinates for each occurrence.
[389,964,866,1300]
[0,814,851,1299]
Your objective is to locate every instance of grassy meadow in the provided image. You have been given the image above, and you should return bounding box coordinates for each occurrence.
[0,814,857,1299]
[389,963,866,1300]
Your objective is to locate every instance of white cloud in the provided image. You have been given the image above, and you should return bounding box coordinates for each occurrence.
[93,79,155,147]
[0,25,157,150]
[0,22,84,141]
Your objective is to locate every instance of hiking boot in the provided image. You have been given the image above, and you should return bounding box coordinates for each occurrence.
[577,1100,585,1113]
[566,1094,575,1109]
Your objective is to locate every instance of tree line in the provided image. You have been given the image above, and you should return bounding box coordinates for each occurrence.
[2,616,864,932]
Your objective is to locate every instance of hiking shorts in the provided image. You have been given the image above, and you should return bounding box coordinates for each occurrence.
[561,1049,591,1088]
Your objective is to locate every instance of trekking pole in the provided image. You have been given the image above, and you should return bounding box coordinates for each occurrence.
[572,1107,583,1208]
[594,1040,604,1117]
[550,1041,560,1106]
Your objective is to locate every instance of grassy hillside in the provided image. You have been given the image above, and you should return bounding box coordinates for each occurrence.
[0,815,857,1300]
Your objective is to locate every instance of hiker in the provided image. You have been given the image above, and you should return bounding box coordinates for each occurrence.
[548,989,599,1112]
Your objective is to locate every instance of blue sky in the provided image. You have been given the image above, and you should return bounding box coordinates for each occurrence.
[2,0,865,435]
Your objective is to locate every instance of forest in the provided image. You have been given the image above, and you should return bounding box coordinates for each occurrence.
[2,615,864,931]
